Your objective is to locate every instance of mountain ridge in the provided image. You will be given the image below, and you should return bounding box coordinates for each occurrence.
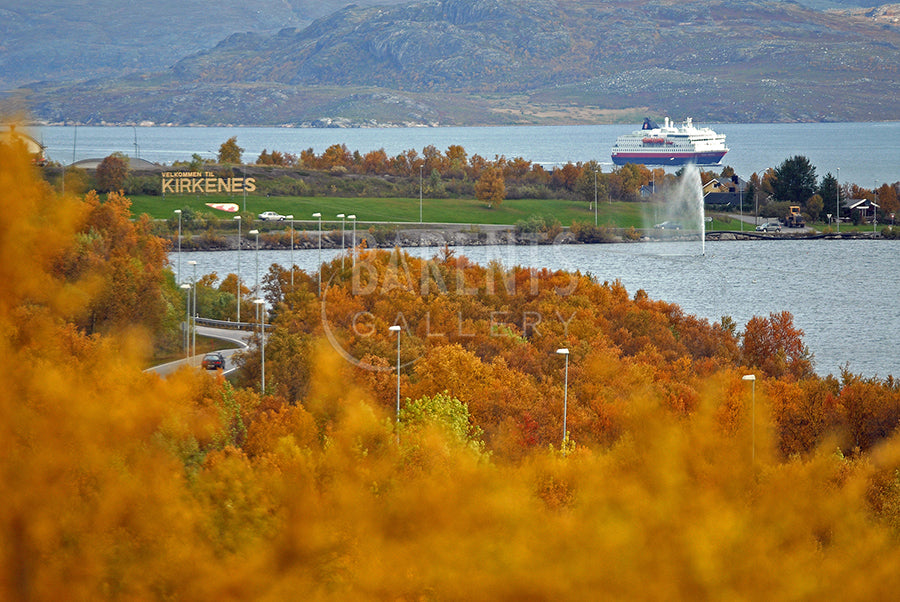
[11,0,900,125]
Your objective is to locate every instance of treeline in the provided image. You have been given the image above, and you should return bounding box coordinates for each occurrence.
[9,137,900,598]
[250,142,900,224]
[244,138,659,203]
[703,156,900,225]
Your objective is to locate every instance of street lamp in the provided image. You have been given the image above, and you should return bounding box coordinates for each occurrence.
[174,209,182,283]
[286,215,294,291]
[188,260,197,363]
[254,299,267,393]
[593,168,599,226]
[390,325,402,440]
[349,214,357,268]
[419,164,424,223]
[337,213,346,269]
[836,167,841,234]
[556,348,570,453]
[234,215,241,323]
[874,180,878,234]
[312,212,322,295]
[742,374,756,463]
[248,229,259,320]
[180,283,191,360]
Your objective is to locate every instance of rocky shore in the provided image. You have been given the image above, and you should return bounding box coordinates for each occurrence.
[169,223,884,252]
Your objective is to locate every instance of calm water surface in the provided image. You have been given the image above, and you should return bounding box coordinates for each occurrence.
[37,122,899,186]
[175,239,900,378]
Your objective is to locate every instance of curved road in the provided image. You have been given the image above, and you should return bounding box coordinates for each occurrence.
[146,325,255,377]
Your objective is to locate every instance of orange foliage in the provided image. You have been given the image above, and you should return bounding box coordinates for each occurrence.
[7,137,900,598]
[742,310,813,379]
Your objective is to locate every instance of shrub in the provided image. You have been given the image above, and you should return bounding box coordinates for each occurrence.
[881,226,900,239]
[570,221,617,243]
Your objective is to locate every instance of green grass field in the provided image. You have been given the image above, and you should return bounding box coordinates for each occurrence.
[130,193,743,231]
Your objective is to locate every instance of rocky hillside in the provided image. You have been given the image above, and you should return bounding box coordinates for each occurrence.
[14,0,900,125]
[0,0,406,90]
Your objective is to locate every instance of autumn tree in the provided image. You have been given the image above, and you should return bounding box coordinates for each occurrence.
[257,149,296,167]
[422,144,446,174]
[218,136,243,164]
[574,160,605,205]
[446,144,468,176]
[400,392,485,454]
[362,148,389,174]
[321,143,351,169]
[742,311,813,380]
[475,164,506,208]
[96,152,129,192]
[806,194,824,222]
[53,190,175,346]
[876,182,899,217]
[551,162,581,191]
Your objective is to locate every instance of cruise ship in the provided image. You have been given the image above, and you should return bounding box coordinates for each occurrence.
[611,117,728,166]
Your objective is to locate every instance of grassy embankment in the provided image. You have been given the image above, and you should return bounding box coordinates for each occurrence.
[129,193,743,231]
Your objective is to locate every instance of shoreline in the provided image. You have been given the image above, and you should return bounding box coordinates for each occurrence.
[168,224,884,252]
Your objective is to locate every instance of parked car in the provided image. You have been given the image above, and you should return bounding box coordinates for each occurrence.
[258,211,286,221]
[755,222,782,232]
[653,221,682,230]
[201,352,226,370]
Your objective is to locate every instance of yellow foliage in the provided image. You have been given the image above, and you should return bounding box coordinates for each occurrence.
[4,136,900,599]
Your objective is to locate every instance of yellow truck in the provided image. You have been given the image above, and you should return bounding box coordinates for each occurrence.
[786,205,806,228]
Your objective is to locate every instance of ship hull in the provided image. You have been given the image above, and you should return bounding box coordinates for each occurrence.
[611,150,728,166]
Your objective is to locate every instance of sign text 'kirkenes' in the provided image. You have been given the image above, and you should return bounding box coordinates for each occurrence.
[161,172,256,194]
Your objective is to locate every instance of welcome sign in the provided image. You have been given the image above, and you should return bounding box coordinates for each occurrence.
[161,171,257,194]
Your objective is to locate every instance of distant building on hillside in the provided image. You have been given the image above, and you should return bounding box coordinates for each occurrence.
[71,157,162,172]
[1,124,46,165]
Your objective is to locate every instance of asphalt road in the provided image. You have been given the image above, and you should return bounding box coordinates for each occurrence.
[145,325,253,377]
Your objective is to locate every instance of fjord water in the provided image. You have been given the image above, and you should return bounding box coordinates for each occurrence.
[37,121,900,185]
[176,239,900,379]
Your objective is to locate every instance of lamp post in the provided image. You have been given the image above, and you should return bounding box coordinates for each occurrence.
[742,374,756,463]
[337,213,346,269]
[390,325,402,441]
[753,188,758,227]
[188,260,197,363]
[556,348,569,453]
[312,212,322,295]
[180,283,191,360]
[286,215,294,291]
[836,167,841,234]
[248,229,259,322]
[174,209,182,283]
[874,180,878,234]
[234,215,241,323]
[254,299,266,393]
[349,214,357,268]
[419,164,424,223]
[593,168,599,226]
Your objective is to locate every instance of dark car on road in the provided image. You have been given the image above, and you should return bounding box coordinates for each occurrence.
[653,221,682,230]
[755,222,782,232]
[201,352,226,370]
